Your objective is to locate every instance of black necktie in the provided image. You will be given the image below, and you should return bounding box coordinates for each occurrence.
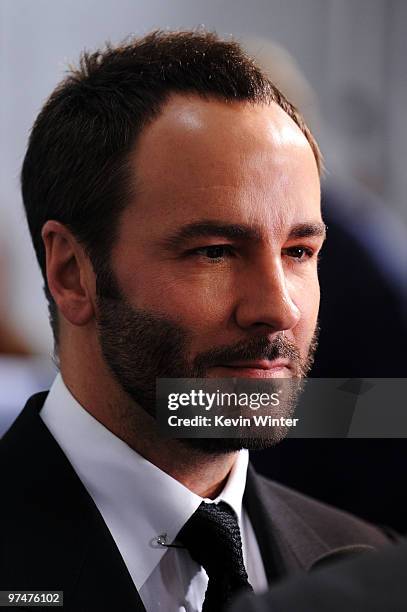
[176,501,253,612]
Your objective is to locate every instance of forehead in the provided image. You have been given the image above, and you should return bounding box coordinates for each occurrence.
[124,94,321,237]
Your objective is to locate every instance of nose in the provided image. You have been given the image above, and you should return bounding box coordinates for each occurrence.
[234,255,301,332]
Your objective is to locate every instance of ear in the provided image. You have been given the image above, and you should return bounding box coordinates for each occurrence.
[41,220,95,327]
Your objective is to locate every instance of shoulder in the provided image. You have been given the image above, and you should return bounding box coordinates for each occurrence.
[0,392,48,459]
[254,471,394,549]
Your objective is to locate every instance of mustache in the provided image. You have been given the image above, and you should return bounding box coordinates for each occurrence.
[193,333,303,375]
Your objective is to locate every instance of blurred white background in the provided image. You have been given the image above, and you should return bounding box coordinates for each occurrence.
[1,0,406,355]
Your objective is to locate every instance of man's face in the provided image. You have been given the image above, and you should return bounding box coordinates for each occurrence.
[95,95,324,450]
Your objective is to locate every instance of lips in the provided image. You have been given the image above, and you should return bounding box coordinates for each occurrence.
[208,359,291,378]
[220,359,289,370]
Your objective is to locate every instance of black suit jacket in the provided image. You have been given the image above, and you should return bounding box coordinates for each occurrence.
[0,393,393,611]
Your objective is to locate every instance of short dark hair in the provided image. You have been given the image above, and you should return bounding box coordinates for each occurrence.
[21,29,322,345]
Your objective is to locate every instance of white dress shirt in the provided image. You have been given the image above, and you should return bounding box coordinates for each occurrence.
[40,374,267,611]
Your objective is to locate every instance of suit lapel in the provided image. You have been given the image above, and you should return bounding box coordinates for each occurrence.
[244,464,329,584]
[1,393,146,612]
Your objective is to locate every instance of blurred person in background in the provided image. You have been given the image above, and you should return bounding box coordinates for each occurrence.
[0,236,31,356]
[0,230,55,436]
[243,37,407,535]
[230,537,407,612]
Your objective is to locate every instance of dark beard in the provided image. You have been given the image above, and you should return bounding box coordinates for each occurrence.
[95,274,318,454]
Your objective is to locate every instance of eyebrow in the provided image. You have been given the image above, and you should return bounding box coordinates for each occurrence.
[161,220,327,249]
[161,222,261,249]
[288,222,327,240]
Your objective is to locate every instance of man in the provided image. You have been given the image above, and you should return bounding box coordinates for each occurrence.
[0,31,393,612]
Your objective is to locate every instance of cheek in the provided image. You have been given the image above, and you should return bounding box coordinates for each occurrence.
[292,275,320,347]
[122,264,236,329]
[303,278,320,321]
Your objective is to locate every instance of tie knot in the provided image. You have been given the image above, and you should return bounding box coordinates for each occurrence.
[177,501,253,611]
[178,502,242,571]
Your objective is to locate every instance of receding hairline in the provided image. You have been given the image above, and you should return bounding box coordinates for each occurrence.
[122,92,322,220]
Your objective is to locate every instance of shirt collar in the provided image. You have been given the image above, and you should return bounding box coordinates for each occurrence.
[40,374,249,590]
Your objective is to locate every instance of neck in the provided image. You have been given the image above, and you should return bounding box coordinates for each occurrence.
[106,403,238,498]
[60,358,237,499]
[131,435,238,499]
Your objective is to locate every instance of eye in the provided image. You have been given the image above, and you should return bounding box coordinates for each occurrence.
[191,245,234,261]
[283,246,314,261]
